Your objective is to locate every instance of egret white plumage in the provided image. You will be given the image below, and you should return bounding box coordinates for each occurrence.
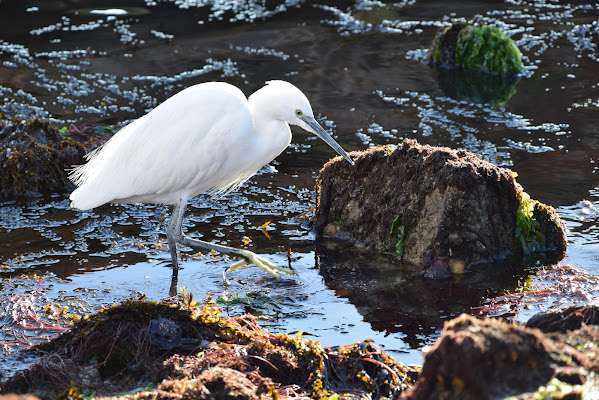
[70,80,354,280]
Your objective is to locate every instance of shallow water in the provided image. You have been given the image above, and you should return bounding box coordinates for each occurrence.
[0,0,598,376]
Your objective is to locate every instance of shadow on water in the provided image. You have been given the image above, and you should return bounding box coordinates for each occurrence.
[315,240,547,349]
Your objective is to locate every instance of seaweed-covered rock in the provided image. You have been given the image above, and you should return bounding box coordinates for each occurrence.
[314,139,567,276]
[526,303,599,333]
[0,118,85,199]
[402,313,599,400]
[428,23,523,75]
[0,118,117,200]
[2,300,413,400]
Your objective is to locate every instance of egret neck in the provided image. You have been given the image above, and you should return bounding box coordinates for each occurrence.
[248,93,293,168]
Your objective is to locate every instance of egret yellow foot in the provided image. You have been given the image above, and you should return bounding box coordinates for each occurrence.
[227,249,295,279]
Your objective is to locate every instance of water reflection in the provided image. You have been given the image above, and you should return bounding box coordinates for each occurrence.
[315,240,540,348]
[433,67,521,105]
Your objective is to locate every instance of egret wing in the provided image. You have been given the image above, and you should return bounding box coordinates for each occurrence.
[70,83,255,209]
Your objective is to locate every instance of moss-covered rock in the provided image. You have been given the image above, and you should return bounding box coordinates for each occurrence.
[429,23,523,75]
[314,139,567,276]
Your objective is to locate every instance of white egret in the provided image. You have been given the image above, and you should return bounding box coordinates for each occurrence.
[69,80,354,280]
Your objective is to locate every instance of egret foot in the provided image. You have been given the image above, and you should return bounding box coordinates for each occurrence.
[168,200,295,282]
[227,249,295,279]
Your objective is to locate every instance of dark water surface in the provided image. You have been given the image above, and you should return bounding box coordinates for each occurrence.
[0,0,598,375]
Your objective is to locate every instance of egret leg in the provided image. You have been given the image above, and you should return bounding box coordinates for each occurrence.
[166,202,184,296]
[169,265,179,297]
[168,231,181,271]
[167,199,295,279]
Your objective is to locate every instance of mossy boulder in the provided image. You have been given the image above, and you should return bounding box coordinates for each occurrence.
[429,23,523,75]
[314,139,567,277]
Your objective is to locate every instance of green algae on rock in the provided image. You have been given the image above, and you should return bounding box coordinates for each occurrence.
[455,25,523,74]
[515,190,546,255]
[429,23,523,75]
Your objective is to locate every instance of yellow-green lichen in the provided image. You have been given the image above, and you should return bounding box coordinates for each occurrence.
[514,190,545,255]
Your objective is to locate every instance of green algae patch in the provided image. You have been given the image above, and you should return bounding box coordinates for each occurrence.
[514,188,567,260]
[455,25,523,75]
[390,214,405,256]
[515,190,546,255]
[430,23,523,76]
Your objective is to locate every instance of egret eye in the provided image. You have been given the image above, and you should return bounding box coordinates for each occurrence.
[295,109,303,117]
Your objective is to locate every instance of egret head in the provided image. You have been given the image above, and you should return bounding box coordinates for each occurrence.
[252,81,354,165]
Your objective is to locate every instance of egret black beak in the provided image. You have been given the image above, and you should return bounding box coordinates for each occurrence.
[302,116,354,165]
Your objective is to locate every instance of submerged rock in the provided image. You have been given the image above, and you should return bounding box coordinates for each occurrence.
[526,303,599,333]
[314,139,566,276]
[403,308,599,400]
[428,23,523,75]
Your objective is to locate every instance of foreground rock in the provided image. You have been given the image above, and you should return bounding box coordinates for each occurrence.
[3,300,598,399]
[315,139,567,277]
[403,305,599,400]
[1,300,413,399]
